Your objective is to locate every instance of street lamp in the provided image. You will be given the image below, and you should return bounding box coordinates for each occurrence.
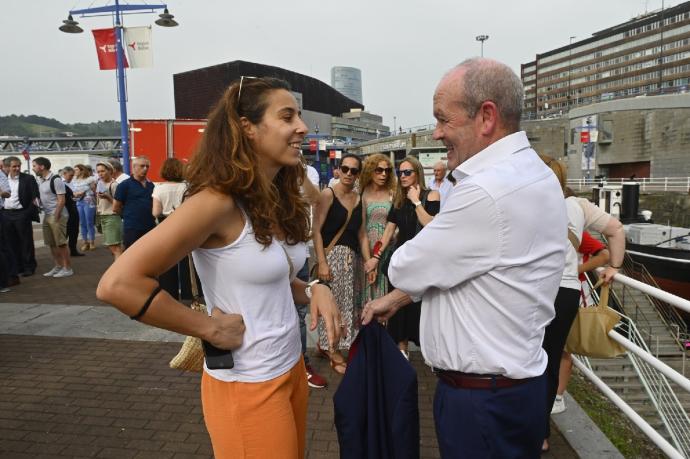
[59,1,178,175]
[475,34,489,57]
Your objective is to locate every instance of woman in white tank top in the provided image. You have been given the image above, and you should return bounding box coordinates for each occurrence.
[98,77,344,459]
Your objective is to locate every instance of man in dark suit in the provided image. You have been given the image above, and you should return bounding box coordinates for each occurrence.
[2,156,39,277]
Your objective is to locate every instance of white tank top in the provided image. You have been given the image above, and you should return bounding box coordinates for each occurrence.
[192,214,306,382]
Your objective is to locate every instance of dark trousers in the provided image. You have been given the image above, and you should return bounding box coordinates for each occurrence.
[0,212,10,287]
[433,373,546,458]
[541,287,580,438]
[2,208,36,275]
[66,205,80,254]
[295,260,311,365]
[123,227,151,250]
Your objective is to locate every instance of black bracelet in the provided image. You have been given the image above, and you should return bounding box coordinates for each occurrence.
[372,254,380,260]
[609,264,622,269]
[130,285,162,320]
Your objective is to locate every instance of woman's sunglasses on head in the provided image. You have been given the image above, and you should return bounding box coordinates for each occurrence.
[398,169,415,177]
[340,165,360,176]
[374,167,393,175]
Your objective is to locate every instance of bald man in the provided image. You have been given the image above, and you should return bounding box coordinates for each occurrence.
[362,58,567,458]
[427,160,454,208]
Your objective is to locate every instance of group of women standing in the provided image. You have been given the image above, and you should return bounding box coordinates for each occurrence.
[312,152,440,372]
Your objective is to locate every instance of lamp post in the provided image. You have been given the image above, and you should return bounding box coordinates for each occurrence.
[475,35,489,57]
[59,1,178,175]
[568,36,576,110]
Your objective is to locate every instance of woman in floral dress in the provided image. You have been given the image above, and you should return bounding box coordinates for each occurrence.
[359,154,396,301]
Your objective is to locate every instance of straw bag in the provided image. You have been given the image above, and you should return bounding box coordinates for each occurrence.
[169,256,206,372]
[565,280,626,358]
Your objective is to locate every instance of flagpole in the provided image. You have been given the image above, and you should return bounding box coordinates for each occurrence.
[113,0,130,175]
[59,3,177,177]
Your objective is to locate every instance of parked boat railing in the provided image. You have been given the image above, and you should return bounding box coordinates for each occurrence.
[567,177,690,192]
[575,271,690,457]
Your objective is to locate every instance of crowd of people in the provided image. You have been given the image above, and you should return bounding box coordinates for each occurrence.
[0,155,195,299]
[0,58,622,458]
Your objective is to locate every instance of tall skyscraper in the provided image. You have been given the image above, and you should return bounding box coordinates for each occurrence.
[331,66,363,105]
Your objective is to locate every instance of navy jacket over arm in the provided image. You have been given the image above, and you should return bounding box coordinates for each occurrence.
[333,322,420,459]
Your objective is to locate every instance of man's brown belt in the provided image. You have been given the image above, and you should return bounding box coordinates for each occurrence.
[434,369,532,390]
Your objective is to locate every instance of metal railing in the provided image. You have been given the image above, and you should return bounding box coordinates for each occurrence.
[567,177,690,192]
[575,271,690,458]
[620,253,690,349]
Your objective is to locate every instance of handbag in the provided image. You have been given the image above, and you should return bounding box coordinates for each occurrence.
[564,280,626,358]
[169,256,206,372]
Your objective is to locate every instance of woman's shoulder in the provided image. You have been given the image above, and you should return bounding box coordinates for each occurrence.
[185,188,237,213]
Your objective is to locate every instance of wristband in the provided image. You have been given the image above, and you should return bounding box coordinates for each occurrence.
[413,200,422,207]
[609,264,622,269]
[372,254,380,260]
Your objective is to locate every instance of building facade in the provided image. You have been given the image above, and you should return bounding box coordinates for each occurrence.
[331,109,390,143]
[331,66,363,104]
[522,1,690,118]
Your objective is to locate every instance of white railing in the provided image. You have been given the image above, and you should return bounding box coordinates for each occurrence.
[575,271,690,457]
[567,177,690,192]
[573,358,685,459]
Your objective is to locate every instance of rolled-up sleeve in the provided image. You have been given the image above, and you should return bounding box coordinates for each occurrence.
[388,184,500,299]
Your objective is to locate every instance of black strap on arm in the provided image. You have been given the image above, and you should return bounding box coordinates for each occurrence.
[130,285,163,321]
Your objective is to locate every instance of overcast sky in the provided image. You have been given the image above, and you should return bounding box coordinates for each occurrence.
[1,0,682,130]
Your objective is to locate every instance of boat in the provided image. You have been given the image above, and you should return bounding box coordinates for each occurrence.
[624,223,690,302]
[592,181,690,304]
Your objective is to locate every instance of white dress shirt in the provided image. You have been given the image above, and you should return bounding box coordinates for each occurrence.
[388,131,567,379]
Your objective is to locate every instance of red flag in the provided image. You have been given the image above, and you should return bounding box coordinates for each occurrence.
[92,28,128,70]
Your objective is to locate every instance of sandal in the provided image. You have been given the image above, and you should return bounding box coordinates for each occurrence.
[328,354,347,375]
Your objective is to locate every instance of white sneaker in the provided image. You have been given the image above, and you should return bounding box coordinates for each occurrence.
[551,395,566,414]
[400,349,410,361]
[43,266,62,277]
[53,267,74,278]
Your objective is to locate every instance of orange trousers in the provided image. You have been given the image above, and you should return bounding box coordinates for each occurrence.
[201,357,308,459]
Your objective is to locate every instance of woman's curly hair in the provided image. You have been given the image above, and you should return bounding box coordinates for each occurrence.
[185,77,309,246]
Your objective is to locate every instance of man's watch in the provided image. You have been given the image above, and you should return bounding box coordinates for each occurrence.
[413,200,422,207]
[305,279,331,299]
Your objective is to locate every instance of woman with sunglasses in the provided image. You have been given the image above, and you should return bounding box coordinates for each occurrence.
[364,156,440,359]
[98,77,343,459]
[359,153,396,301]
[312,153,365,374]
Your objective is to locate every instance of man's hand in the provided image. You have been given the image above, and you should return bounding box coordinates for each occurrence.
[407,184,421,203]
[309,284,343,350]
[362,294,400,325]
[206,308,245,350]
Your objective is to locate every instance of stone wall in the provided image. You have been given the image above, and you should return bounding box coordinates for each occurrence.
[638,192,690,228]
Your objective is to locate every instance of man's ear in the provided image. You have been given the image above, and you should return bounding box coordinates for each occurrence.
[240,117,256,139]
[478,101,499,137]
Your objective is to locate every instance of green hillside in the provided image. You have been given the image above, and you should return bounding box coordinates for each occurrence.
[0,115,120,137]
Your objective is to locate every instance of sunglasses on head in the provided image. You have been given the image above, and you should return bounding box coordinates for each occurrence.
[340,165,360,176]
[237,75,258,107]
[398,169,415,177]
[374,167,393,175]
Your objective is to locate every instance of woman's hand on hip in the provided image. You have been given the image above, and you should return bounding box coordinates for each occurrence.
[206,308,245,350]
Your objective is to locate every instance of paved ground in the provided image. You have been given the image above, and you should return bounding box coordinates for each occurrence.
[0,240,579,458]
